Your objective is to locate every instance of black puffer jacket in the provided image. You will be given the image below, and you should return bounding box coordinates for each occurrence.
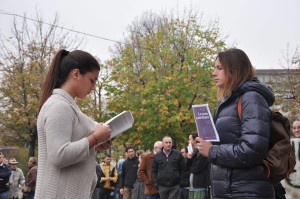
[209,78,276,199]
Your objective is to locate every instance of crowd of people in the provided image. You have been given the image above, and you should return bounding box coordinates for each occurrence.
[0,153,37,199]
[1,48,299,199]
[92,115,300,199]
[93,135,210,199]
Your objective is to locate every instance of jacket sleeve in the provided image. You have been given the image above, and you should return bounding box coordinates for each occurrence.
[96,164,103,183]
[120,162,125,188]
[26,167,37,187]
[1,166,11,178]
[209,91,271,168]
[190,152,210,174]
[179,153,187,179]
[96,164,101,178]
[112,167,118,183]
[179,153,186,174]
[152,155,158,187]
[19,169,25,185]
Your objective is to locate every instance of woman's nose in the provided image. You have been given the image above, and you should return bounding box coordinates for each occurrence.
[212,68,217,76]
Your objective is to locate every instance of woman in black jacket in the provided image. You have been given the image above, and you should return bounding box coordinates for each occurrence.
[186,132,210,199]
[196,48,275,198]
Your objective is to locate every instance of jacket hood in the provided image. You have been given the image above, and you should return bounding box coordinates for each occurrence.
[235,78,275,107]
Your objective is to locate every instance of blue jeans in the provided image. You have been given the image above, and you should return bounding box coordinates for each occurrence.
[145,194,160,199]
[0,191,9,199]
[114,188,123,199]
[26,191,35,199]
[99,188,114,199]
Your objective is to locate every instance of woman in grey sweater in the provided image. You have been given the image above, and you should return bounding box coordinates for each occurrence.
[35,49,112,199]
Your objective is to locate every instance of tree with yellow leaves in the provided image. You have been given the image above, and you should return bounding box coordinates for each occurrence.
[105,9,226,149]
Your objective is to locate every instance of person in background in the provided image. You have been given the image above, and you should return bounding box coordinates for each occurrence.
[35,49,112,199]
[138,141,162,199]
[132,150,145,199]
[0,152,11,199]
[281,119,300,199]
[152,136,185,199]
[8,158,25,199]
[120,147,139,199]
[179,147,189,199]
[196,48,275,198]
[292,120,300,138]
[24,157,37,199]
[186,132,210,199]
[98,154,118,199]
[114,151,128,199]
[180,147,188,159]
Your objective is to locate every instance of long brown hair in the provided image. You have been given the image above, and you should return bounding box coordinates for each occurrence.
[38,49,100,111]
[217,48,255,98]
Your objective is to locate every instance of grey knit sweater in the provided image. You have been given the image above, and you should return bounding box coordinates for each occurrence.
[35,89,98,199]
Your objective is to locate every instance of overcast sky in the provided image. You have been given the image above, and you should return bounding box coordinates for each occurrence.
[0,0,299,69]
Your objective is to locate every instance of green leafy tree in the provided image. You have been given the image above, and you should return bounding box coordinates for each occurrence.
[105,10,226,149]
[0,14,83,157]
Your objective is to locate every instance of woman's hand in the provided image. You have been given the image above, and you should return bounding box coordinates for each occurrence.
[93,123,111,143]
[195,137,212,157]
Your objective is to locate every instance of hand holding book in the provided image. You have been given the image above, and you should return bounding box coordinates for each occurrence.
[98,110,134,144]
[192,104,219,142]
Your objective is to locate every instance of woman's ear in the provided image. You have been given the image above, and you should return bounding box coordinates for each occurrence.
[71,68,80,79]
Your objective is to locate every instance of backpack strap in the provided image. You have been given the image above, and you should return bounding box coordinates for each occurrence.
[237,96,242,120]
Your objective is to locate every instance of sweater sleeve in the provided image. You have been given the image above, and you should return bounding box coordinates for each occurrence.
[43,101,90,169]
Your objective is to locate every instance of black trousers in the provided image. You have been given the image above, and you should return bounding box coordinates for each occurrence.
[99,188,114,199]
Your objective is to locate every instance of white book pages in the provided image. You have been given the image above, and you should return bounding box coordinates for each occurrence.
[104,110,134,140]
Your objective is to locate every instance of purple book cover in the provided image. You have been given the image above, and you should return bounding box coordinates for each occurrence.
[192,104,220,142]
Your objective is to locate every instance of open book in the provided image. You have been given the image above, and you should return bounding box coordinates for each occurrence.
[192,104,219,142]
[104,110,134,140]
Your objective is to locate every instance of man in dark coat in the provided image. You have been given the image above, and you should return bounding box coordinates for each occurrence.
[152,136,185,199]
[0,152,11,199]
[120,146,139,199]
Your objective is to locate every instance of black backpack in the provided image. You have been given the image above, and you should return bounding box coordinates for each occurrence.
[237,96,296,184]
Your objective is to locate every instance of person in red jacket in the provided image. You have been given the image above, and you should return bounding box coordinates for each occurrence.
[138,141,162,199]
